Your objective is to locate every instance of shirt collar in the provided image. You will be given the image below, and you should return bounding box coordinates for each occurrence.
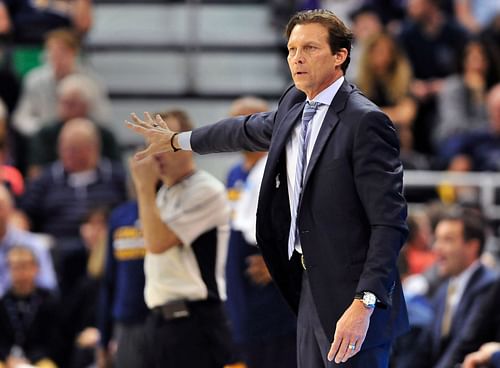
[307,76,345,106]
[449,260,481,294]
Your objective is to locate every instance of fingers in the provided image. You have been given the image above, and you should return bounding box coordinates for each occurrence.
[462,352,480,368]
[336,338,350,364]
[134,145,153,161]
[144,112,155,125]
[130,112,151,128]
[328,332,341,362]
[127,112,162,131]
[336,338,353,364]
[125,120,149,135]
[155,114,170,130]
[328,337,360,364]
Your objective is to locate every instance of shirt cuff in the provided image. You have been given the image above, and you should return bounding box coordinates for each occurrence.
[177,132,192,151]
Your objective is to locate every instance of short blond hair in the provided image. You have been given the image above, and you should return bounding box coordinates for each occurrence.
[229,96,269,117]
[45,28,80,51]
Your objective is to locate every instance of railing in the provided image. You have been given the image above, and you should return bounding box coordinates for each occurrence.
[403,170,500,219]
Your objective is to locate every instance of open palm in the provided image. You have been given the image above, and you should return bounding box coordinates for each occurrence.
[126,112,175,160]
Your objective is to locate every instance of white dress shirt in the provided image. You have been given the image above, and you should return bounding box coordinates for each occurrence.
[286,77,344,253]
[446,260,481,320]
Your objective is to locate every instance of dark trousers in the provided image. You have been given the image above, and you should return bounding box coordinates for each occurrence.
[144,300,233,368]
[240,331,297,368]
[297,272,390,368]
[114,321,147,368]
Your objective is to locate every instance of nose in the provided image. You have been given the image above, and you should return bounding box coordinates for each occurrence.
[289,49,305,64]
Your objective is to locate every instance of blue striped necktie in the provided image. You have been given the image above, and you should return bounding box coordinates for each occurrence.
[288,101,321,259]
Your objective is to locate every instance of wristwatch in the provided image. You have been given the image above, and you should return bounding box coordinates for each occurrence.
[355,291,377,309]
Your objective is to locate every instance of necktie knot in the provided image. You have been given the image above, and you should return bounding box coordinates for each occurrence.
[302,101,321,123]
[307,101,321,109]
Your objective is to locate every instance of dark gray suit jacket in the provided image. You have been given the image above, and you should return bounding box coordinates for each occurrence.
[192,81,409,348]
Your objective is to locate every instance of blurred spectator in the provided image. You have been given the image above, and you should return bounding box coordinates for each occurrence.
[399,0,469,153]
[0,184,56,297]
[27,74,120,179]
[438,275,500,367]
[130,110,234,367]
[479,14,500,77]
[269,0,298,31]
[401,211,436,277]
[0,99,23,198]
[396,124,431,170]
[401,0,468,85]
[404,207,496,368]
[61,207,108,368]
[0,1,92,77]
[437,83,500,171]
[0,47,20,115]
[434,38,499,146]
[346,4,384,82]
[225,97,297,368]
[0,246,60,368]
[356,0,406,30]
[357,32,417,127]
[21,118,126,299]
[455,0,500,34]
[12,29,112,137]
[436,154,479,205]
[97,193,149,368]
[22,117,125,240]
[0,0,92,44]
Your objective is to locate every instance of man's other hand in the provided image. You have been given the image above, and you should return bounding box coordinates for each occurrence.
[245,254,272,286]
[328,299,373,364]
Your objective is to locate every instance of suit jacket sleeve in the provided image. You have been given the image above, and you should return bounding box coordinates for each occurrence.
[191,111,275,154]
[190,84,305,153]
[352,110,408,306]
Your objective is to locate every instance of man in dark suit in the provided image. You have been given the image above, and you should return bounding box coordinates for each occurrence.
[127,9,409,367]
[441,269,500,368]
[405,207,496,368]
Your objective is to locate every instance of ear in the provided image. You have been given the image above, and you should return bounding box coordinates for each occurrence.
[466,239,481,259]
[334,48,348,68]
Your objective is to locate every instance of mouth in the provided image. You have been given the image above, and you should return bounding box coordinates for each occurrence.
[294,71,307,77]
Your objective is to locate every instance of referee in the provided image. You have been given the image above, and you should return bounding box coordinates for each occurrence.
[129,109,234,368]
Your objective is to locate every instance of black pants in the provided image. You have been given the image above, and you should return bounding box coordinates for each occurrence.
[240,331,297,368]
[114,321,147,368]
[144,300,234,368]
[297,272,391,368]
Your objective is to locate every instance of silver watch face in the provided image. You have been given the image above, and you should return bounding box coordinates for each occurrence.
[363,292,376,306]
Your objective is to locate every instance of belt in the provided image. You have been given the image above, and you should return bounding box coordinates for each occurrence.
[152,300,190,320]
[152,299,220,321]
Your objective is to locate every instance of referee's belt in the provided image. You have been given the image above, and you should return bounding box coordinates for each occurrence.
[152,299,218,320]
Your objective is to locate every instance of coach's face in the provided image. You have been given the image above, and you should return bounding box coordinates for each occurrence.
[287,22,342,100]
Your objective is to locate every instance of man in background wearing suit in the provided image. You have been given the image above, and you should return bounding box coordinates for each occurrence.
[127,9,409,368]
[404,207,496,368]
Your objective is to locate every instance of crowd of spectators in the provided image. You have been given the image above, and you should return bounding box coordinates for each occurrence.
[0,0,498,367]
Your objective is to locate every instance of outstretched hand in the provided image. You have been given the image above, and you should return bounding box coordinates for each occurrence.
[125,112,175,160]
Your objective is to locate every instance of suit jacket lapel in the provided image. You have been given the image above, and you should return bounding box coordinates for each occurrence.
[264,100,304,178]
[303,81,351,189]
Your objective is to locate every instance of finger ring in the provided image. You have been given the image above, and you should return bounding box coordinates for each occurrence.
[349,343,356,351]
